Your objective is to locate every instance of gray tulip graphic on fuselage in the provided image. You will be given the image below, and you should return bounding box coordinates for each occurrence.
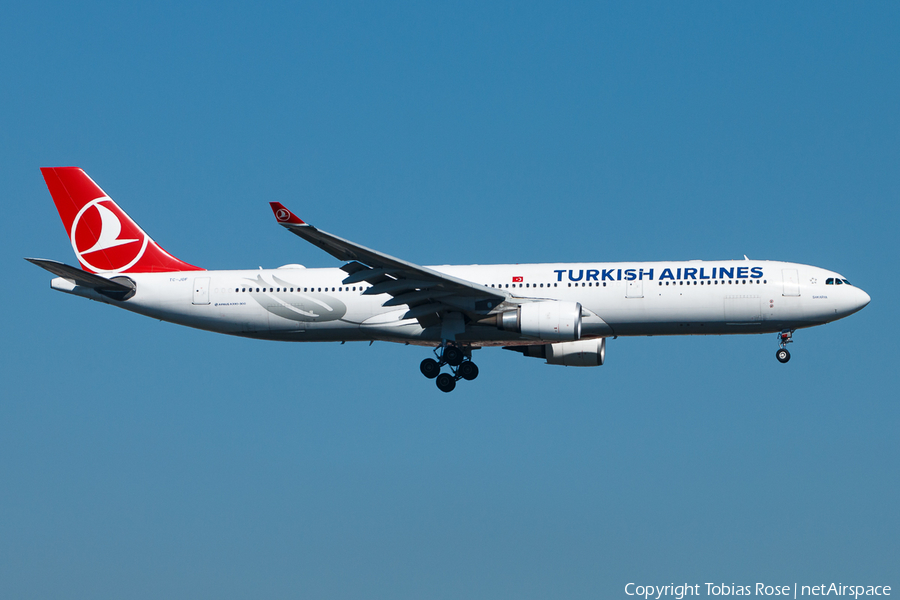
[245,274,347,322]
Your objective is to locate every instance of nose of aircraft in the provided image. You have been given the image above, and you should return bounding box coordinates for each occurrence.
[838,285,871,317]
[854,286,871,312]
[830,284,870,320]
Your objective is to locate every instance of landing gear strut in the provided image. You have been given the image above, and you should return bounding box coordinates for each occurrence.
[420,343,479,392]
[776,330,793,363]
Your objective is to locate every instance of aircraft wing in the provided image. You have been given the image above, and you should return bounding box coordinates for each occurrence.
[269,203,510,323]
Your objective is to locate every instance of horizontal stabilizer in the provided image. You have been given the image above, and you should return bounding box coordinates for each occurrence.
[25,258,135,298]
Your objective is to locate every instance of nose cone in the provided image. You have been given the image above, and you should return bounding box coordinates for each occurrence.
[837,285,871,318]
[854,287,871,312]
[828,284,871,321]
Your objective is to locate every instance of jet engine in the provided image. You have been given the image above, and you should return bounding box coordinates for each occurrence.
[496,301,582,341]
[508,338,606,367]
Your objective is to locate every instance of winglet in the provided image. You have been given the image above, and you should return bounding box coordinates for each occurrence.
[269,202,306,225]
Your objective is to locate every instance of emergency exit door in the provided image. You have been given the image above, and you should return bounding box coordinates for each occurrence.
[626,279,643,298]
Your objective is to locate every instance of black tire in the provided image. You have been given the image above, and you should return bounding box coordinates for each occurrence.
[436,373,456,393]
[458,361,479,381]
[420,358,440,379]
[776,348,791,363]
[443,346,464,367]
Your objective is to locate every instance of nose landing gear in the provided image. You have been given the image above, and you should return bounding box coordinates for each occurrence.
[420,343,479,392]
[776,330,793,363]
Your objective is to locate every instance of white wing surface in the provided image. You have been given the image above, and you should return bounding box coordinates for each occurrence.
[269,203,510,324]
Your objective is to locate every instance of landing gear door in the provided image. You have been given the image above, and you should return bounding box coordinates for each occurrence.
[782,269,800,297]
[193,277,210,305]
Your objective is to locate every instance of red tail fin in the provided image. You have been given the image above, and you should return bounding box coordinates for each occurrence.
[41,167,203,274]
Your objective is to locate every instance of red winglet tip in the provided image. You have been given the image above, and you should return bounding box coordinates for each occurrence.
[270,202,305,225]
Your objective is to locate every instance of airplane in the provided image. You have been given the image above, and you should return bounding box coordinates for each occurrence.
[28,167,871,392]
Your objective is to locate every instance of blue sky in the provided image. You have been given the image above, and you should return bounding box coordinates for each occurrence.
[2,2,898,598]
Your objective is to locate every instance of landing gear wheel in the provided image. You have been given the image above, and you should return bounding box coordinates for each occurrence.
[420,358,440,379]
[443,346,464,367]
[776,348,791,363]
[436,373,456,393]
[458,361,479,381]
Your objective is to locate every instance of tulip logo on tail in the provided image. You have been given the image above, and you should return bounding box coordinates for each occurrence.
[70,197,149,273]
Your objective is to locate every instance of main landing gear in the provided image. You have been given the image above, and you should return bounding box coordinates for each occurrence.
[420,343,479,393]
[776,329,793,363]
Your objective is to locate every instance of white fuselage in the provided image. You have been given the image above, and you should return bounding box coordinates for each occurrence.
[50,259,870,347]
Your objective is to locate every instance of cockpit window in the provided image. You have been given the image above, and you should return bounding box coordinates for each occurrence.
[827,277,853,286]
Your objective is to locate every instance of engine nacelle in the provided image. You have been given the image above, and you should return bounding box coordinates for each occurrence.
[546,338,605,367]
[497,301,582,341]
[505,338,606,366]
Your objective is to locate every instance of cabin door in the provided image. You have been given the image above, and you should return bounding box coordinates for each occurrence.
[782,269,800,297]
[192,277,210,305]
